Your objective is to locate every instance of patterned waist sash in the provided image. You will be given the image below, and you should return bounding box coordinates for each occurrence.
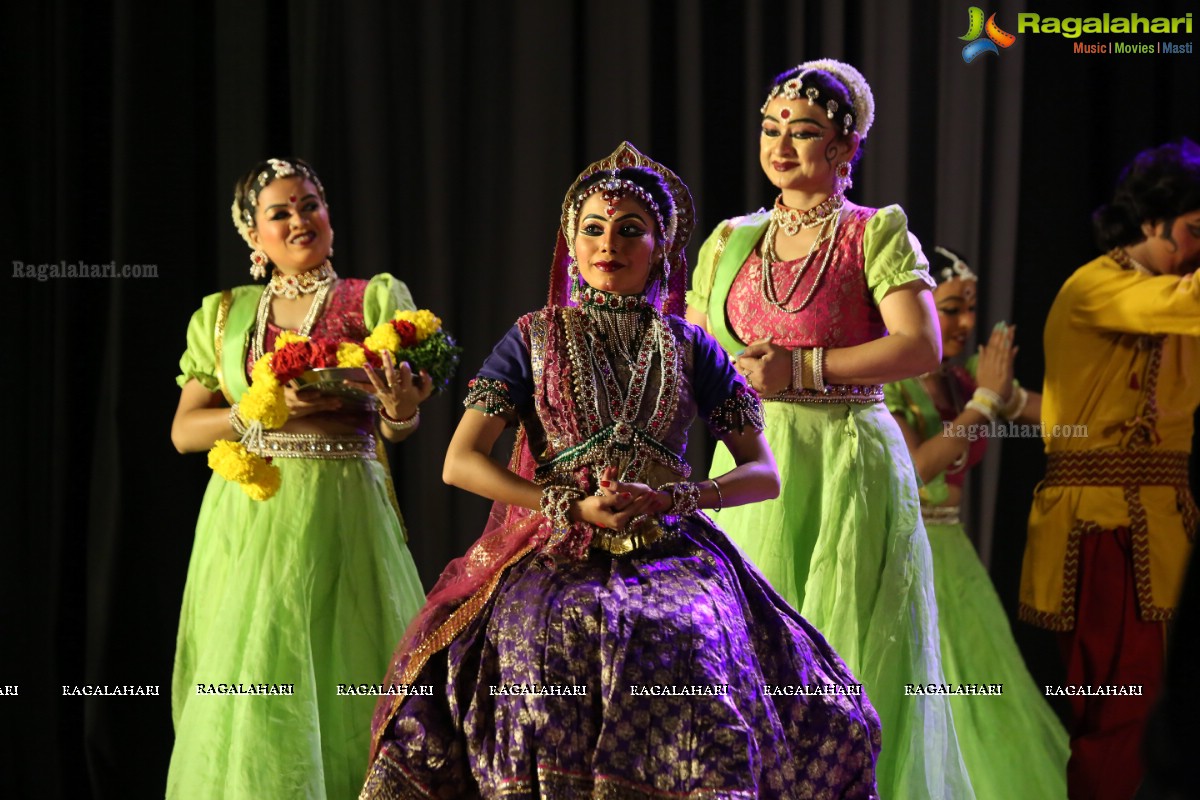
[765,383,884,405]
[1023,448,1197,630]
[1042,449,1190,488]
[246,431,378,460]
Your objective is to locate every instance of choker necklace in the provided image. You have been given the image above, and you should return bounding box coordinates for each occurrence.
[1108,247,1153,275]
[577,286,652,366]
[577,285,651,312]
[773,194,845,237]
[268,260,338,300]
[759,207,842,313]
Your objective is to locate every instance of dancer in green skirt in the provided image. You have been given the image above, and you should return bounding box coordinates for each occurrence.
[885,245,1068,798]
[686,61,974,798]
[168,158,427,798]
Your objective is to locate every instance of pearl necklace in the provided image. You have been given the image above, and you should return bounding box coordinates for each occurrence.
[772,193,845,236]
[759,208,841,313]
[268,260,338,300]
[251,280,334,363]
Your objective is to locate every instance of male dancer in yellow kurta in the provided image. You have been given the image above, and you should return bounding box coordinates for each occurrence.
[1023,139,1200,800]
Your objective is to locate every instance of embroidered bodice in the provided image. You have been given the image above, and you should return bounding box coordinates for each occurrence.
[246,278,372,376]
[726,206,883,348]
[464,305,763,489]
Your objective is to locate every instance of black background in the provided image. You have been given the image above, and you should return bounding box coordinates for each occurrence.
[3,0,1198,796]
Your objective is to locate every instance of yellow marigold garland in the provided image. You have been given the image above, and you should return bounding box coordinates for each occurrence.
[208,352,290,501]
[208,307,458,501]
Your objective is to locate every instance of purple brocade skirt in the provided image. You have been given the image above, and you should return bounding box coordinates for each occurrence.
[363,516,881,799]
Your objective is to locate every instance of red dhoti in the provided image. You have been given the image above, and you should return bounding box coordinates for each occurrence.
[1057,526,1165,800]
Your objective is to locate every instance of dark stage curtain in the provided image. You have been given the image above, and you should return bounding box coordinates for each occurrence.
[4,1,1197,796]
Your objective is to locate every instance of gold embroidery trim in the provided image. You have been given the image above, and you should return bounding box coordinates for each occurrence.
[369,539,539,761]
[706,221,736,315]
[215,289,234,404]
[1018,520,1089,632]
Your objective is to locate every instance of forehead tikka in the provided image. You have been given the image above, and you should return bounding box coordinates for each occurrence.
[574,171,667,240]
[761,70,856,136]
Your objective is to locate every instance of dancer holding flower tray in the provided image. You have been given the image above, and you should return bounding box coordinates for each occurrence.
[169,158,443,798]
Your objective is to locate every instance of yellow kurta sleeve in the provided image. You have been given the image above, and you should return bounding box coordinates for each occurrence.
[863,205,935,305]
[1069,257,1200,336]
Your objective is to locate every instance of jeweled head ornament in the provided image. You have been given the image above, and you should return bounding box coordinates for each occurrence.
[568,170,670,253]
[550,142,695,316]
[230,157,327,248]
[932,246,978,283]
[761,59,876,140]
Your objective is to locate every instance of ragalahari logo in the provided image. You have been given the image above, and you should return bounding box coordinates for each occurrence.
[960,7,1017,62]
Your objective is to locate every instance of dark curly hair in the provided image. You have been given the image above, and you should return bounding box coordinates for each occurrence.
[1093,139,1200,250]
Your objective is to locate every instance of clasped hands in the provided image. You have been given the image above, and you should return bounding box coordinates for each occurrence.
[571,465,671,531]
[734,336,792,395]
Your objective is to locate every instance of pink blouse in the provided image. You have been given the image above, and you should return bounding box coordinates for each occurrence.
[725,206,883,349]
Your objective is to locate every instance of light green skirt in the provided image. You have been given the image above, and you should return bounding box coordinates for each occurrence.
[710,401,974,799]
[168,457,425,800]
[926,518,1068,798]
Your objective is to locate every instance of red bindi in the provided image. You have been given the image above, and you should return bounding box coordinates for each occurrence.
[289,194,297,202]
[605,207,617,216]
[780,108,791,119]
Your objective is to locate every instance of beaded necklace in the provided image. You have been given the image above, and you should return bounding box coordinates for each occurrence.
[772,193,844,236]
[577,285,651,365]
[759,208,842,313]
[251,280,334,363]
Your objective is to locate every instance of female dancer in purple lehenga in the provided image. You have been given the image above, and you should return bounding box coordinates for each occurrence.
[361,143,881,799]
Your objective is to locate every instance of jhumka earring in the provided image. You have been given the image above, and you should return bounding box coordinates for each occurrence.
[568,257,581,302]
[250,249,269,280]
[835,161,853,194]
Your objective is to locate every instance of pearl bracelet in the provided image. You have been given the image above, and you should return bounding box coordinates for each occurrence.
[812,346,826,392]
[660,481,701,518]
[790,348,805,391]
[540,485,585,531]
[380,407,420,433]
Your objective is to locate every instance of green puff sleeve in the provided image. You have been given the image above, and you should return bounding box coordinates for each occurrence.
[685,221,731,313]
[176,292,225,391]
[362,273,417,329]
[863,205,936,305]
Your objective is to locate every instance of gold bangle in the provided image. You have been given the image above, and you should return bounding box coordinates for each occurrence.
[800,349,816,390]
[710,478,724,512]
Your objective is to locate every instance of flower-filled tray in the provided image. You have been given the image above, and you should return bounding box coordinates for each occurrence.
[292,367,371,398]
